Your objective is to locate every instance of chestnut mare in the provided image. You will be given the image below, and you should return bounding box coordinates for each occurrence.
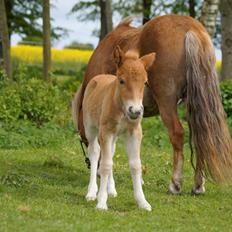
[73,15,232,196]
[83,48,155,210]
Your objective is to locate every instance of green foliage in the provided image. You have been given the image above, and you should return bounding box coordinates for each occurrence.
[0,64,73,127]
[70,0,100,21]
[64,40,94,50]
[6,0,67,42]
[0,82,21,122]
[18,35,43,46]
[19,78,64,126]
[220,80,232,117]
[0,79,65,126]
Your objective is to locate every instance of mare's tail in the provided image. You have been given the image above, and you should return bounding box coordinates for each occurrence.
[185,30,232,183]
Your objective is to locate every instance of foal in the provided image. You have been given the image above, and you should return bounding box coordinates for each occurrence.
[82,46,156,211]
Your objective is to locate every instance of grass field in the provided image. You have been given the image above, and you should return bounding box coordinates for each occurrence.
[1,45,230,231]
[0,117,232,232]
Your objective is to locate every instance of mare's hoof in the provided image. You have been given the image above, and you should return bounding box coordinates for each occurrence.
[191,186,205,195]
[168,181,181,194]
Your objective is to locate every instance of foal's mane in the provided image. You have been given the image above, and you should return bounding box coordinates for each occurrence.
[124,50,139,60]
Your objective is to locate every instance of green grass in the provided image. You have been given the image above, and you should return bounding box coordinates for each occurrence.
[0,117,232,232]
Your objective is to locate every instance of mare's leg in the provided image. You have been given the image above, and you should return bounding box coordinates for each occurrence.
[158,100,184,194]
[97,131,114,210]
[192,157,205,194]
[107,139,117,197]
[85,131,100,201]
[126,125,151,211]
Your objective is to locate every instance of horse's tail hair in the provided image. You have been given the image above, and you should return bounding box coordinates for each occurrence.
[72,83,83,130]
[185,30,232,183]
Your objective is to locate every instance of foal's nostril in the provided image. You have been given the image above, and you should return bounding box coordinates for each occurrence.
[129,106,133,113]
[135,110,141,116]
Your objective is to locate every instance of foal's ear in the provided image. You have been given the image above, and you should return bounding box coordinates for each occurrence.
[140,52,156,70]
[114,46,125,67]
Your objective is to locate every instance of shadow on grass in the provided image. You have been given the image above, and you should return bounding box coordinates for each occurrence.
[0,158,93,207]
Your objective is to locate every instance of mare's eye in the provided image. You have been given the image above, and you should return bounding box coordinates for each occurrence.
[119,79,125,85]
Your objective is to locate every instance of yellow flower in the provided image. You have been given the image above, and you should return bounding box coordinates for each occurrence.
[11,45,92,64]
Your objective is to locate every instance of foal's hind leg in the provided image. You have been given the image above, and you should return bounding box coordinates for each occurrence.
[97,131,114,210]
[85,131,100,201]
[158,102,184,194]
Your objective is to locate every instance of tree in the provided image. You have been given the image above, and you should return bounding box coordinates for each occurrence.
[189,0,196,18]
[0,0,11,78]
[220,0,232,80]
[43,0,51,82]
[100,0,113,40]
[70,0,112,40]
[200,0,220,37]
[64,41,94,50]
[142,0,152,24]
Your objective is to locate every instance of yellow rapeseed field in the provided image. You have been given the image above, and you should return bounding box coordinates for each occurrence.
[11,45,222,71]
[11,45,93,64]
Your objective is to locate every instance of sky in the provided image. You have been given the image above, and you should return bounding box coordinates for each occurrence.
[11,0,221,59]
[11,0,99,48]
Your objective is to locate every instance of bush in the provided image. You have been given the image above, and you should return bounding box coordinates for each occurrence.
[19,78,64,126]
[0,82,21,122]
[220,80,232,117]
[0,65,69,126]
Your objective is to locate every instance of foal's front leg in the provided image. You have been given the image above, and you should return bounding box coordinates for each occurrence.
[107,140,117,197]
[97,131,114,210]
[126,125,151,211]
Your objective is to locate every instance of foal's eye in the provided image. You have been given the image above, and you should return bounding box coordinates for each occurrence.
[119,79,125,85]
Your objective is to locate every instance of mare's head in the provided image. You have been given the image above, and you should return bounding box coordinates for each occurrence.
[114,46,156,121]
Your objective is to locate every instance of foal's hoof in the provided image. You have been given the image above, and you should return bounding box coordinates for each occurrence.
[96,202,108,211]
[138,201,152,211]
[191,186,205,195]
[86,192,97,201]
[108,188,118,198]
[168,182,181,194]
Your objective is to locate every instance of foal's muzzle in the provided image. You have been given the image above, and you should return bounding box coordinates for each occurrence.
[127,105,144,120]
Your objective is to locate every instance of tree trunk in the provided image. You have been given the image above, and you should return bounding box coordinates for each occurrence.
[200,0,220,37]
[189,0,196,18]
[220,0,232,81]
[100,0,112,41]
[43,0,51,82]
[0,35,3,62]
[0,0,11,78]
[142,0,152,24]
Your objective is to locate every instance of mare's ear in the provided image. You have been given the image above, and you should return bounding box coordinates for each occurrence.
[140,52,156,70]
[114,46,125,68]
